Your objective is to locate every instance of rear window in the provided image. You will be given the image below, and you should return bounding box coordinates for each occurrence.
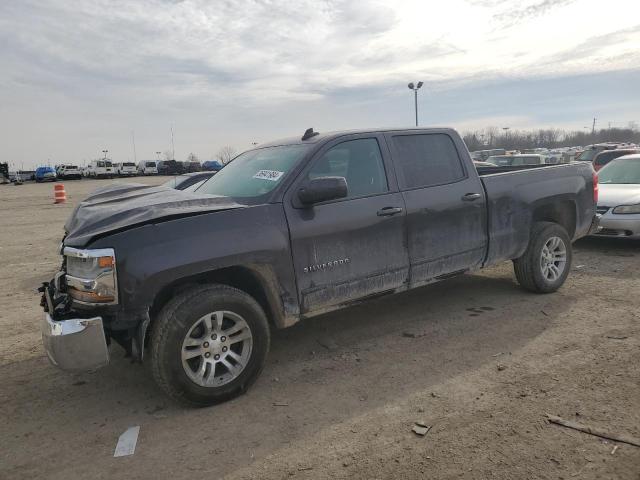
[123,162,135,167]
[145,162,156,167]
[65,165,78,169]
[391,134,465,189]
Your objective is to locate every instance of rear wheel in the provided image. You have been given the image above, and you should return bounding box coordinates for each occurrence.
[513,222,572,293]
[150,284,270,406]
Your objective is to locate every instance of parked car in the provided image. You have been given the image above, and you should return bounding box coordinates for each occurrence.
[157,160,184,175]
[116,162,137,176]
[575,143,619,163]
[40,127,597,406]
[162,171,216,191]
[592,149,640,172]
[486,154,546,166]
[202,160,224,171]
[86,159,115,178]
[470,149,506,161]
[473,161,497,168]
[592,154,640,238]
[183,161,202,173]
[57,165,82,180]
[138,160,158,175]
[35,166,57,182]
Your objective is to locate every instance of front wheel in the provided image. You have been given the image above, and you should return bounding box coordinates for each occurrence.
[150,284,270,406]
[513,221,572,293]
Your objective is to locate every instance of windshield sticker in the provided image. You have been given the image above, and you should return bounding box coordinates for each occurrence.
[253,169,284,181]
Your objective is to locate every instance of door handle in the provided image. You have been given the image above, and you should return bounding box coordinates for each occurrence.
[377,206,404,216]
[462,193,482,201]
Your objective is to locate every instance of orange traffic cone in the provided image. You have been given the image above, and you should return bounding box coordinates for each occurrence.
[54,183,67,204]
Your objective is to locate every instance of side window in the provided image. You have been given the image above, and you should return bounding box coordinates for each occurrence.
[306,138,388,199]
[392,134,465,189]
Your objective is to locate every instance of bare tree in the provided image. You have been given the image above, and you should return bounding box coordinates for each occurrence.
[186,152,199,162]
[463,126,640,152]
[216,146,237,165]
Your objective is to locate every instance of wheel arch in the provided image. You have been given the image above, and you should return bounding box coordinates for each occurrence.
[531,199,577,239]
[148,264,290,332]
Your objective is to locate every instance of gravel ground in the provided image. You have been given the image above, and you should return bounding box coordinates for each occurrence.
[0,178,639,479]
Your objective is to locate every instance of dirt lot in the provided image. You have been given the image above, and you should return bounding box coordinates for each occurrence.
[1,178,639,479]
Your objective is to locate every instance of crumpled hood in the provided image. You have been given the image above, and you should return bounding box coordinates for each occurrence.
[64,183,245,247]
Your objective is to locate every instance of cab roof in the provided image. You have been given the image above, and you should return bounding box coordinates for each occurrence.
[256,127,457,149]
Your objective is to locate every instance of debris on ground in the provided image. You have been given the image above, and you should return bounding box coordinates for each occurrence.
[402,331,424,338]
[606,335,629,340]
[545,414,640,447]
[497,364,507,371]
[492,352,504,357]
[611,445,619,455]
[316,336,338,351]
[412,421,432,436]
[273,402,289,407]
[114,426,140,457]
[541,310,549,317]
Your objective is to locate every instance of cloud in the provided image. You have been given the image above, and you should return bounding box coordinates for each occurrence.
[491,0,576,27]
[1,0,639,167]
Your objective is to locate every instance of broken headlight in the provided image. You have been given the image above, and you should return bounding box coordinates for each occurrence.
[64,247,118,304]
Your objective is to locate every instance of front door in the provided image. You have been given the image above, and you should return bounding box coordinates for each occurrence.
[284,135,410,314]
[385,131,488,286]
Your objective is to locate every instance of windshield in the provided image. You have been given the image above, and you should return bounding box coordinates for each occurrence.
[123,162,135,167]
[97,161,105,167]
[145,162,156,167]
[195,144,310,198]
[598,158,640,184]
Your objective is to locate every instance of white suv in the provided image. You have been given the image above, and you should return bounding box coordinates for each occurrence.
[58,165,82,180]
[116,162,137,176]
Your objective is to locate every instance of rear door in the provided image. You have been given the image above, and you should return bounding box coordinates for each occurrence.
[385,131,488,286]
[284,134,409,314]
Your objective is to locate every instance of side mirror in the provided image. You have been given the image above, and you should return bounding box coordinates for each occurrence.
[297,176,348,205]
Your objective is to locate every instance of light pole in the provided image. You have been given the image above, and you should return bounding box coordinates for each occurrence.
[407,81,424,126]
[502,127,510,148]
[102,149,108,159]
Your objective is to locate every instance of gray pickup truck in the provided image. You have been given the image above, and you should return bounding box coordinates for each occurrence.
[40,127,598,406]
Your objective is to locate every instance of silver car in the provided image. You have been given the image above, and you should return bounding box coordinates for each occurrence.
[594,154,640,238]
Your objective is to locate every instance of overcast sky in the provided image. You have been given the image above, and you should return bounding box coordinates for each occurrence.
[1,0,639,168]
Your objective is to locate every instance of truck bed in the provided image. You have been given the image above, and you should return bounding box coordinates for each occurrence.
[478,162,595,267]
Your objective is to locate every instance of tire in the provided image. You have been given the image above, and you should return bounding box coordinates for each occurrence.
[513,221,572,293]
[150,284,270,407]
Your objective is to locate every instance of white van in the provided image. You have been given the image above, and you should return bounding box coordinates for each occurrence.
[116,162,137,176]
[138,160,158,175]
[86,159,115,178]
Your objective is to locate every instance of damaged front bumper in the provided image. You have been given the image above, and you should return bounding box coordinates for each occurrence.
[42,313,109,371]
[40,277,110,372]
